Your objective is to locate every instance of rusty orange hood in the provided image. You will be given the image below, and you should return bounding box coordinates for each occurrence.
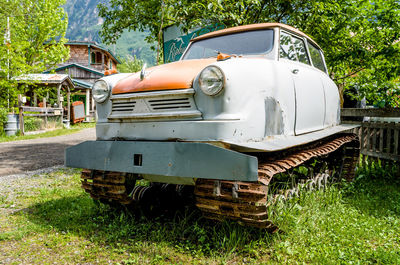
[112,59,216,94]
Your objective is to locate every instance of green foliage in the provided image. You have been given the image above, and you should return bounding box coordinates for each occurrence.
[23,117,43,132]
[117,55,145,73]
[111,30,157,66]
[0,108,7,135]
[0,0,69,111]
[0,108,7,127]
[98,0,400,106]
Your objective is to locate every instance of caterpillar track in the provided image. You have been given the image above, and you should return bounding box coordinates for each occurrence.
[80,133,359,230]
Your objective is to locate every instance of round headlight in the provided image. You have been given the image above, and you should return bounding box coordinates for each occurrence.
[198,66,225,96]
[92,80,110,103]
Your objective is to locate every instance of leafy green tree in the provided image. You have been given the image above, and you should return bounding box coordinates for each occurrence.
[117,55,145,73]
[99,0,400,106]
[0,0,69,111]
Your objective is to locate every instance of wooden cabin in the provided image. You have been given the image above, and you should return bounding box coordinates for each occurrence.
[44,41,121,120]
[63,41,120,72]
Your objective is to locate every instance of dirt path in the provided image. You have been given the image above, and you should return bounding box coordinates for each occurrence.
[0,128,95,176]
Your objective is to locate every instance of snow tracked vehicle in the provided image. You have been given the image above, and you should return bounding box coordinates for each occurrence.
[65,23,360,230]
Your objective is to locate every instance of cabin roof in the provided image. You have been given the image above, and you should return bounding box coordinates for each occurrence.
[72,79,93,89]
[13,74,75,88]
[43,63,105,76]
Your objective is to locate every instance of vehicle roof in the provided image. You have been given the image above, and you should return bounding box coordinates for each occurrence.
[191,23,322,50]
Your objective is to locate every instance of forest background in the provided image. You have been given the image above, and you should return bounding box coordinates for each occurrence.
[0,0,399,122]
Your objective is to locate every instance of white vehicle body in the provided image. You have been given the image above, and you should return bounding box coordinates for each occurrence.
[66,23,358,185]
[93,23,349,152]
[65,24,360,227]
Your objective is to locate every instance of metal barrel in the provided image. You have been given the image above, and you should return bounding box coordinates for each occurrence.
[4,114,19,136]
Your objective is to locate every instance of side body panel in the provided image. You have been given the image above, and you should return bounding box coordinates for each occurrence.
[292,63,326,134]
[321,74,341,126]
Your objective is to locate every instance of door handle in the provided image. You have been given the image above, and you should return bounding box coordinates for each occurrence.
[292,69,299,74]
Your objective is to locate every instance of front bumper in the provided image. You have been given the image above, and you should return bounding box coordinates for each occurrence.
[65,141,258,182]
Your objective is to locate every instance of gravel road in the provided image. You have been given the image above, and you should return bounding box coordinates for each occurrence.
[0,128,95,176]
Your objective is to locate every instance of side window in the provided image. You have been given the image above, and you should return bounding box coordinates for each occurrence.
[307,42,327,72]
[184,45,205,60]
[279,32,297,61]
[292,36,310,65]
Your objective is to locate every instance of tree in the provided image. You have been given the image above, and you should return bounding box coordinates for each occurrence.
[99,0,400,106]
[117,55,145,73]
[0,0,69,111]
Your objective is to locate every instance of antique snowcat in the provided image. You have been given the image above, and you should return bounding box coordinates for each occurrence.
[65,23,360,230]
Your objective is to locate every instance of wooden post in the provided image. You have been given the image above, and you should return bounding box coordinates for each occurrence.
[57,83,62,107]
[91,91,94,112]
[43,97,48,129]
[67,87,71,125]
[18,94,24,135]
[61,107,64,127]
[85,88,90,122]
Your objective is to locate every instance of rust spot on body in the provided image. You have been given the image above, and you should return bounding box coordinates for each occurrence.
[112,59,216,94]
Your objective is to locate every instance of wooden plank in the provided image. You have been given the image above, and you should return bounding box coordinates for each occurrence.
[341,120,362,125]
[360,122,400,129]
[387,128,392,154]
[18,95,24,136]
[360,126,365,150]
[365,127,370,150]
[22,106,48,112]
[44,98,48,129]
[361,150,400,161]
[341,108,400,118]
[22,114,61,117]
[367,127,373,151]
[379,128,384,153]
[21,107,63,113]
[372,126,377,152]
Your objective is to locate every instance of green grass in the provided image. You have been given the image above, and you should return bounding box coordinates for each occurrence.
[0,122,95,143]
[0,162,399,264]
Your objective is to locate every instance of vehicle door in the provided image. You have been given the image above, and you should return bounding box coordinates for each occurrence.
[306,42,340,127]
[279,31,325,135]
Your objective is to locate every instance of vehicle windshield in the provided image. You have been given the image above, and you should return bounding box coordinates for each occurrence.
[182,29,274,60]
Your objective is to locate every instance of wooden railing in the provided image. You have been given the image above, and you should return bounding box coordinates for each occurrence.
[18,95,63,136]
[341,108,400,161]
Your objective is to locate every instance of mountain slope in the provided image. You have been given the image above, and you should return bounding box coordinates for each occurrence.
[63,0,156,65]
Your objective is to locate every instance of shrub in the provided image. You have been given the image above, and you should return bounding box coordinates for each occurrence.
[0,108,8,135]
[24,116,43,132]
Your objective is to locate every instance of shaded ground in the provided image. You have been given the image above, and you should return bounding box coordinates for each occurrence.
[0,128,95,176]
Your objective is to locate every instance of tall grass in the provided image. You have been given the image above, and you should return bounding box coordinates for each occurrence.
[0,161,399,264]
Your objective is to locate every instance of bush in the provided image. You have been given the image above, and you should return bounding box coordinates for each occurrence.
[24,116,43,132]
[0,108,8,135]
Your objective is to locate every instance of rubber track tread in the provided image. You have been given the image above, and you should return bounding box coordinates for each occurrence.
[81,170,133,205]
[194,134,359,229]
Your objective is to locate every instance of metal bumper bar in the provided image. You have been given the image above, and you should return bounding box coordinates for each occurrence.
[65,141,258,181]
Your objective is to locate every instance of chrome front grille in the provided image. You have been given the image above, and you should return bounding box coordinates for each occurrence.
[108,89,201,121]
[111,101,136,112]
[148,98,191,110]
